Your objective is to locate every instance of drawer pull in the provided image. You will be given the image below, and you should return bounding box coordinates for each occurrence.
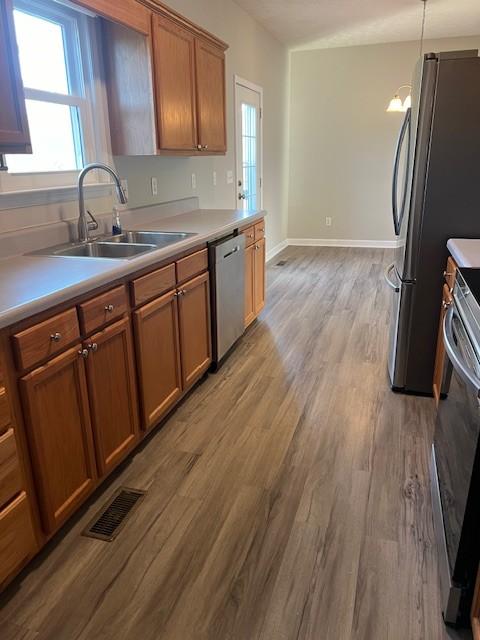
[104,304,115,313]
[50,332,62,342]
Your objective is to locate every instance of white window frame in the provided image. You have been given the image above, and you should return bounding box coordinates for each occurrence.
[0,0,112,203]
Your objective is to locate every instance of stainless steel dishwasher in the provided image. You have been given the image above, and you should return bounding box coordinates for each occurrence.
[209,234,245,368]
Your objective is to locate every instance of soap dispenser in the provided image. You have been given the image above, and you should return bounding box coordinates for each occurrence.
[112,205,122,236]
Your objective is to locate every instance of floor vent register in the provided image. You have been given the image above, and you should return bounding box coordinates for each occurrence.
[83,487,146,542]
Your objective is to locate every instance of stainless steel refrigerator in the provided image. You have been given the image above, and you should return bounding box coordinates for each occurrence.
[386,49,480,394]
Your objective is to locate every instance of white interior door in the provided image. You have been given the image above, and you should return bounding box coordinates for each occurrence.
[235,80,262,211]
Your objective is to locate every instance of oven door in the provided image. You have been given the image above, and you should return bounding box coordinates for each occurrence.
[432,304,480,622]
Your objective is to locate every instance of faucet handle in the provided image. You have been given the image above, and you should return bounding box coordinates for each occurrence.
[86,209,99,232]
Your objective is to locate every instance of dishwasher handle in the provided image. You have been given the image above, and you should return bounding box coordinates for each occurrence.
[222,245,241,259]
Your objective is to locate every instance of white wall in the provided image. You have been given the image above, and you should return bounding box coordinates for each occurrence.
[115,0,290,253]
[287,35,480,244]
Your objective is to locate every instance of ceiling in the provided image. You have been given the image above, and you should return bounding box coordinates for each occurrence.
[233,0,480,50]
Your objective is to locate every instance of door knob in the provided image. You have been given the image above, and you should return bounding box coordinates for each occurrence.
[87,343,98,352]
[78,348,89,359]
[104,304,114,313]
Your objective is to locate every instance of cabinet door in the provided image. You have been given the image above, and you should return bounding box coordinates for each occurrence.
[195,38,226,153]
[84,318,139,476]
[433,284,452,405]
[178,272,212,389]
[134,290,182,430]
[244,243,256,327]
[152,14,197,152]
[0,0,31,153]
[20,346,96,533]
[254,238,266,316]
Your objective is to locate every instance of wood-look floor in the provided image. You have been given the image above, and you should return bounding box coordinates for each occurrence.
[0,246,472,640]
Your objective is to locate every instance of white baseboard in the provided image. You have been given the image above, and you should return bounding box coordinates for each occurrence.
[287,237,400,249]
[266,239,289,262]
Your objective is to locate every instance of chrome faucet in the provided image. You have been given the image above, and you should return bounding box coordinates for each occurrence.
[77,162,128,243]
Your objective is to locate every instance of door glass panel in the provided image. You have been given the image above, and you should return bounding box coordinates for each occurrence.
[241,102,257,212]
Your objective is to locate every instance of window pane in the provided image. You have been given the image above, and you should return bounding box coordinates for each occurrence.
[6,100,83,173]
[13,9,70,94]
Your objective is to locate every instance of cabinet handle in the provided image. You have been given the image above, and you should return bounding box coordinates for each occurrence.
[203,145,208,150]
[104,304,114,313]
[50,332,62,342]
[182,289,187,295]
[197,144,202,150]
[78,348,89,359]
[87,343,98,352]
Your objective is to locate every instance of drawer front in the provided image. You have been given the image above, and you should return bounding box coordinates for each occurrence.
[254,220,265,242]
[0,388,10,433]
[176,248,208,284]
[79,285,128,335]
[132,263,176,307]
[0,429,22,509]
[0,492,36,587]
[242,225,255,247]
[13,308,80,371]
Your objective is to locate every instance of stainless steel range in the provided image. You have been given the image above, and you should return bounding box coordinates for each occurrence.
[431,268,480,625]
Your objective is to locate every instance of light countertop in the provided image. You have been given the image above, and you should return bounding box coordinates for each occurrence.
[0,208,265,330]
[447,239,480,268]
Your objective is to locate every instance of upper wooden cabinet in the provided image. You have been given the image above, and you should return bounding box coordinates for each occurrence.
[0,0,31,154]
[152,14,198,152]
[74,0,151,34]
[104,2,228,156]
[195,39,227,153]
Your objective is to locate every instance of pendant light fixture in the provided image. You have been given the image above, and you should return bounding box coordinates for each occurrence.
[386,0,428,113]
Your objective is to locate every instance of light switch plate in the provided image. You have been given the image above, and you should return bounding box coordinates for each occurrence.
[226,170,234,185]
[151,177,158,196]
[191,173,197,190]
[213,171,217,186]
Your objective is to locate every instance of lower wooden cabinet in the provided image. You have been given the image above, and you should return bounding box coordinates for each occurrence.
[0,492,36,587]
[84,317,139,475]
[433,255,458,404]
[243,232,266,327]
[254,237,266,316]
[178,271,212,389]
[244,243,256,327]
[20,346,97,533]
[134,290,183,430]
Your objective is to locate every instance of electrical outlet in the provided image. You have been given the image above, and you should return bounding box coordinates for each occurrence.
[226,170,234,185]
[213,171,217,186]
[191,173,197,190]
[326,216,332,227]
[121,179,128,200]
[151,177,158,196]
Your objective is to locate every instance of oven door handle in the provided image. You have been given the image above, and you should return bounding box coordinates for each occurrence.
[443,306,480,396]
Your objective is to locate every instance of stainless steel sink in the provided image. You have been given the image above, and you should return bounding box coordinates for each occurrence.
[27,230,197,260]
[105,230,197,247]
[30,241,156,260]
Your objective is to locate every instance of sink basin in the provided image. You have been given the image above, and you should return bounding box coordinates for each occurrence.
[105,230,197,247]
[30,241,156,260]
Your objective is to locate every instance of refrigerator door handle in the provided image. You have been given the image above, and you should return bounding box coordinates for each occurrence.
[384,262,400,292]
[392,107,412,236]
[443,306,480,396]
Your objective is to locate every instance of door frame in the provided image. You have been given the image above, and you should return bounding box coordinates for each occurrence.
[234,75,264,210]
